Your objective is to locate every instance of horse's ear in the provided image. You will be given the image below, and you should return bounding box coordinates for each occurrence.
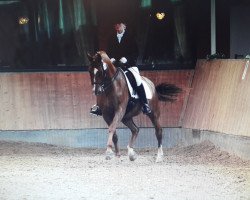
[87,53,93,62]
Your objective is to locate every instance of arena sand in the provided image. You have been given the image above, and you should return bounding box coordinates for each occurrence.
[0,140,249,200]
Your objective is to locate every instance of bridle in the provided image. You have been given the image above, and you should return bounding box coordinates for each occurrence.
[91,63,121,96]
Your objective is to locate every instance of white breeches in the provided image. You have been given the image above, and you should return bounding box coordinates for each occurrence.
[127,67,142,86]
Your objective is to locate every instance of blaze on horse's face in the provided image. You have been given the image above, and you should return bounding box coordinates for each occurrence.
[87,52,107,94]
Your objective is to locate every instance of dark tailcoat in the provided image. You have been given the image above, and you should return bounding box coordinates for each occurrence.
[107,31,138,67]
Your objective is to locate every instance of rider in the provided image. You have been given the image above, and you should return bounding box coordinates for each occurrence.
[90,22,151,115]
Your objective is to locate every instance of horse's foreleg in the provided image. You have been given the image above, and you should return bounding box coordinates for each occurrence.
[105,108,124,160]
[122,119,139,161]
[105,131,120,160]
[105,125,116,160]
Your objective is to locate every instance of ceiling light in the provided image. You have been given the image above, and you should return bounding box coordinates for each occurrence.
[156,12,165,20]
[19,17,29,25]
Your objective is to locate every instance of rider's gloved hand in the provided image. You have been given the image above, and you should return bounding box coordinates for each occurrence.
[120,57,127,64]
[110,58,116,63]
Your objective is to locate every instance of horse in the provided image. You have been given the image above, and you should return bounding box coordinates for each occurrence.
[87,51,181,162]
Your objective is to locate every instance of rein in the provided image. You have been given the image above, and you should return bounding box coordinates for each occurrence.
[94,68,121,95]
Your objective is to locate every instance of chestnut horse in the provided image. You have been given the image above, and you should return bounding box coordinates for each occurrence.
[87,51,181,162]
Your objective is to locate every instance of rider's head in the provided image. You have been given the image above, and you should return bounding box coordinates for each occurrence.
[114,22,126,34]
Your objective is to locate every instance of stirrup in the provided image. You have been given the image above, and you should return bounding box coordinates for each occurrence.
[142,103,151,114]
[90,105,102,116]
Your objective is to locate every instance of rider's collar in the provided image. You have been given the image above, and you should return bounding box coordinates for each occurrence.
[117,30,125,38]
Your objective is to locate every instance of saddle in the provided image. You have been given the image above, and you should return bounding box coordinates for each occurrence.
[120,68,152,100]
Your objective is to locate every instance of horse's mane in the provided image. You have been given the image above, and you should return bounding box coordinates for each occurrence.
[98,51,113,67]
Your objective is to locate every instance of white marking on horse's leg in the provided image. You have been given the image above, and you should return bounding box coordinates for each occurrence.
[105,138,114,160]
[127,145,137,161]
[105,146,114,160]
[156,145,164,163]
[127,145,133,154]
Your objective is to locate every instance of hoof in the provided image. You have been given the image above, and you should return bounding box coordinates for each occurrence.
[128,152,137,161]
[105,150,114,160]
[156,155,163,163]
[115,153,121,158]
[127,146,137,161]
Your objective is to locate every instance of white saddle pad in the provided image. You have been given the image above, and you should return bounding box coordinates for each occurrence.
[121,69,153,99]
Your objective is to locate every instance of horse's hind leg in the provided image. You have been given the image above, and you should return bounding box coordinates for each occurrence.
[148,111,164,163]
[112,132,121,157]
[122,118,139,161]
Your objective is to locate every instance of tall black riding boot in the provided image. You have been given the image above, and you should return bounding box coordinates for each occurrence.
[90,104,102,116]
[136,84,152,114]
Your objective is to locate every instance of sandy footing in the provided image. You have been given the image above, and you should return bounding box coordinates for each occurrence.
[0,140,249,200]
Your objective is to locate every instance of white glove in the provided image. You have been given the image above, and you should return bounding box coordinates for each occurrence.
[120,57,127,64]
[110,58,116,63]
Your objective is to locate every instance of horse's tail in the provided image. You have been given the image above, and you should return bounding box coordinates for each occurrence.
[155,83,182,102]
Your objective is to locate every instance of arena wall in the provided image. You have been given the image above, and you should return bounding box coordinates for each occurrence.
[0,70,192,130]
[0,60,249,136]
[0,60,250,159]
[182,59,250,137]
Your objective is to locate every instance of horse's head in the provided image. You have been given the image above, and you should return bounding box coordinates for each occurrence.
[87,51,111,95]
